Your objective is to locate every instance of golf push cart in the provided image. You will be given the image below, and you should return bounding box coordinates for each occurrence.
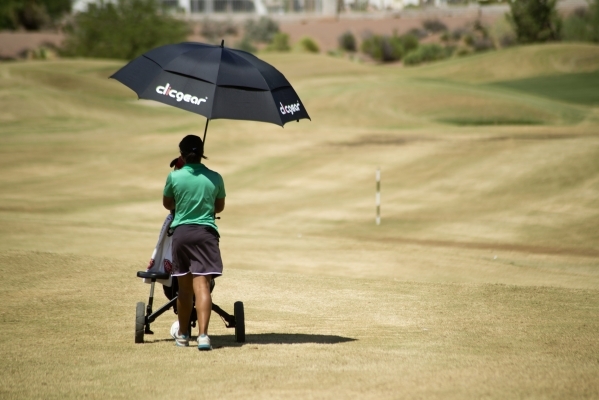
[134,270,245,344]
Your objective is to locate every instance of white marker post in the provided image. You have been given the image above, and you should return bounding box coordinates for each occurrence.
[376,167,381,225]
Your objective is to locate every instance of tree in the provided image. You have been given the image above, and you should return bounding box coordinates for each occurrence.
[507,0,562,43]
[562,0,599,43]
[42,0,71,20]
[590,0,599,42]
[0,0,20,30]
[61,0,189,60]
[0,0,71,30]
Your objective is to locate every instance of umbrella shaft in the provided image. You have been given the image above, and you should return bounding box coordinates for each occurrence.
[203,119,210,147]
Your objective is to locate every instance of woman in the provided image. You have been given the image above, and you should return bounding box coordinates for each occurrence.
[163,134,226,351]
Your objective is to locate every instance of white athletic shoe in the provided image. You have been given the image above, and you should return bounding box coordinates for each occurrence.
[197,334,212,351]
[170,320,179,338]
[170,321,189,347]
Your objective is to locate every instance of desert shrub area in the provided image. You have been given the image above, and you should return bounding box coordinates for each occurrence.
[329,0,599,66]
[403,43,449,65]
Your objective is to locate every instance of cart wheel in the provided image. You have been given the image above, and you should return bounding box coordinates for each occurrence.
[135,302,145,344]
[234,301,245,343]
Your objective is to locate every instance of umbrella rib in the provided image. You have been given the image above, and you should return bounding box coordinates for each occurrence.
[141,55,162,67]
[229,51,274,90]
[164,70,215,85]
[216,85,273,92]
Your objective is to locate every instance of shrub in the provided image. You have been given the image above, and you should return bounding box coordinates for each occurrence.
[563,8,592,41]
[454,45,473,57]
[338,31,357,52]
[407,27,428,39]
[444,20,496,53]
[360,35,375,57]
[451,27,467,41]
[403,44,448,66]
[507,0,562,43]
[298,36,319,53]
[361,34,405,62]
[360,33,420,63]
[562,4,599,43]
[244,16,279,43]
[235,36,257,53]
[397,33,419,53]
[383,36,404,61]
[591,0,599,42]
[61,0,189,60]
[422,19,448,33]
[463,32,475,46]
[402,52,420,65]
[266,32,290,52]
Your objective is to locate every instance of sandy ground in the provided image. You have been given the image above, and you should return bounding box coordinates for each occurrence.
[0,31,64,59]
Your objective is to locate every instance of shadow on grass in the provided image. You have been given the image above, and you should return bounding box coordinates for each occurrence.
[143,333,356,348]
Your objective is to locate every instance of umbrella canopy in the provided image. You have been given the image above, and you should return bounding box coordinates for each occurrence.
[110,41,310,127]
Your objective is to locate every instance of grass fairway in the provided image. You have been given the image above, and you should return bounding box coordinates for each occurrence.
[492,70,599,106]
[1,43,599,398]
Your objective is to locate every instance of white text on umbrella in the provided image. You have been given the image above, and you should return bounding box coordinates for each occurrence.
[156,83,207,105]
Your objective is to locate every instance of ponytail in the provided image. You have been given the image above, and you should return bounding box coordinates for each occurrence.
[183,147,207,164]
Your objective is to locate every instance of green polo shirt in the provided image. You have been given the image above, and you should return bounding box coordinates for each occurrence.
[163,163,226,230]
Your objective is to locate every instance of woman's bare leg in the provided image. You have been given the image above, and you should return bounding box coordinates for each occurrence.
[176,273,193,335]
[193,275,212,335]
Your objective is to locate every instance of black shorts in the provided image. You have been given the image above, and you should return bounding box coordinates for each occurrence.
[171,224,223,277]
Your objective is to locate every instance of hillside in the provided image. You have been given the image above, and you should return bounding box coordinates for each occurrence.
[0,43,598,398]
[1,44,598,285]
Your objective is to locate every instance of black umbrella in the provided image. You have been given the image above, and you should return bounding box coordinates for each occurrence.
[110,41,310,143]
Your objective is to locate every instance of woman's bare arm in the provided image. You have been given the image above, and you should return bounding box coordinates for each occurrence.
[215,198,225,213]
[163,196,175,211]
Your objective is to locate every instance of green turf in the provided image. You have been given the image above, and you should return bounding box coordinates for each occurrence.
[491,70,599,105]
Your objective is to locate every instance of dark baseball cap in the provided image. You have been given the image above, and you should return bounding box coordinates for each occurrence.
[179,135,204,156]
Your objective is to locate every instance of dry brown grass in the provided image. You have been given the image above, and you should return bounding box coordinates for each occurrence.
[1,251,598,399]
[1,44,599,398]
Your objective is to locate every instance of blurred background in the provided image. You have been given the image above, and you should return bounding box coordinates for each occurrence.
[0,0,597,61]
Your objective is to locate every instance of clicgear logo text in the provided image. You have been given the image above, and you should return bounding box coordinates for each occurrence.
[156,83,207,105]
[279,101,301,115]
